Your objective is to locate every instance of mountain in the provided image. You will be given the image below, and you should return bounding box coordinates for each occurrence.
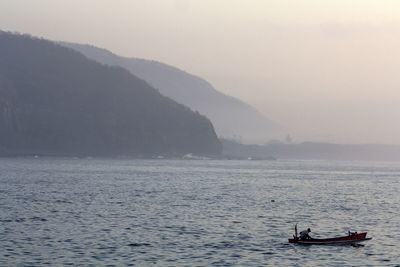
[0,31,221,157]
[60,43,283,144]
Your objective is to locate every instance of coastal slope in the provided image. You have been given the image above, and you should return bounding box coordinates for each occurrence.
[0,31,221,157]
[61,43,283,143]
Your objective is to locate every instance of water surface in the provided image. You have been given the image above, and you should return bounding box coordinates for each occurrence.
[0,158,399,266]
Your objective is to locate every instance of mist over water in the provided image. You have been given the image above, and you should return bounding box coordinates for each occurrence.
[2,2,400,267]
[1,158,399,266]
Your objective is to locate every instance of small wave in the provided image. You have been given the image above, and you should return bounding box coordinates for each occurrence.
[204,241,235,249]
[30,217,47,222]
[128,243,152,247]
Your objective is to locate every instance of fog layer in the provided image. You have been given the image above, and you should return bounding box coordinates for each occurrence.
[1,0,400,144]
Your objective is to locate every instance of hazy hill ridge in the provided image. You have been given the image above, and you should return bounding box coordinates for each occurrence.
[61,42,283,144]
[0,31,221,157]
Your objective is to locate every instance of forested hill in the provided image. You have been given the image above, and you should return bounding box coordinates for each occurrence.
[61,42,283,144]
[0,31,221,157]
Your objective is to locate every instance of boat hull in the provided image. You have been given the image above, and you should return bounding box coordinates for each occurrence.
[288,232,371,245]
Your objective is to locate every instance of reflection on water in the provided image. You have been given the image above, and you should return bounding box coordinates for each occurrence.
[0,158,399,266]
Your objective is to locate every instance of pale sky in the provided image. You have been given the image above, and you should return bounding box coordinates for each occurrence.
[1,0,400,144]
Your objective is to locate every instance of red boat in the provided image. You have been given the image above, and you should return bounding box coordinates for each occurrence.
[288,225,372,245]
[289,232,371,245]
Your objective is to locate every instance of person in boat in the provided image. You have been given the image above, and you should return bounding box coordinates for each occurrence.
[348,231,358,236]
[299,228,312,240]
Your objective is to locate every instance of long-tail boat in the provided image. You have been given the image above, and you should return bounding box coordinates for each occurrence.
[289,224,372,245]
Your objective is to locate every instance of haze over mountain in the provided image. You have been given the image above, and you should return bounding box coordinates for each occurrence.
[0,31,221,157]
[2,1,400,145]
[61,43,283,144]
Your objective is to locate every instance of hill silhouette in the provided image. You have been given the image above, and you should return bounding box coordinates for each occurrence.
[61,42,283,144]
[0,31,221,157]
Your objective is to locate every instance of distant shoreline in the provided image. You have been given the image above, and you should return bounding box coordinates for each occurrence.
[221,139,400,162]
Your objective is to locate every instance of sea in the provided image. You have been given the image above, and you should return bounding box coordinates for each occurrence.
[0,158,399,266]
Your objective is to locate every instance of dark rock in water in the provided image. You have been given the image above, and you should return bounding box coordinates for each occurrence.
[0,31,222,157]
